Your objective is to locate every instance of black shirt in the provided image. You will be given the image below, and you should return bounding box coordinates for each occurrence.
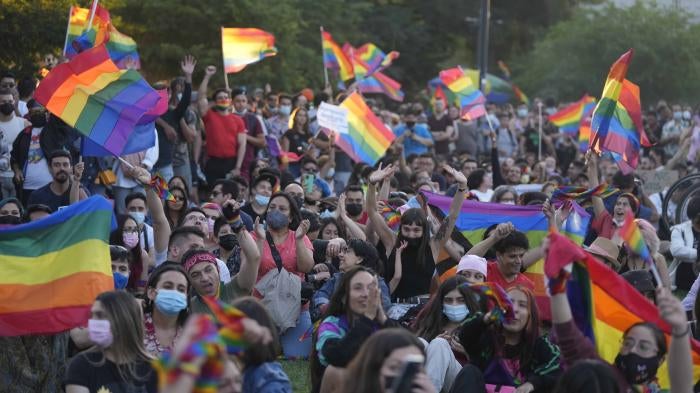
[63,352,157,393]
[427,114,452,155]
[27,182,77,212]
[379,242,435,300]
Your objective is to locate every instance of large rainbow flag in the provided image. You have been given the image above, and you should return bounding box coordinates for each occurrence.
[221,28,278,73]
[590,49,651,174]
[546,231,700,389]
[548,94,596,134]
[355,43,399,76]
[337,92,395,165]
[65,4,140,69]
[0,196,114,336]
[34,45,162,156]
[438,67,486,121]
[424,192,590,319]
[321,30,354,82]
[346,44,404,102]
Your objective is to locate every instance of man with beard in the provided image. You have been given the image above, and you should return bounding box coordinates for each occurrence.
[27,150,86,211]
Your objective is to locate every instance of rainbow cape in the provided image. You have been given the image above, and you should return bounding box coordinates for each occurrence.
[321,30,354,82]
[548,94,596,134]
[65,4,140,69]
[34,45,163,156]
[0,196,114,336]
[545,231,700,389]
[590,49,651,174]
[424,191,590,319]
[221,28,278,73]
[336,92,395,165]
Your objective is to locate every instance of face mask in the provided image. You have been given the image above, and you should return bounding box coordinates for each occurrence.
[406,237,422,247]
[219,233,237,251]
[176,93,183,101]
[683,110,692,120]
[320,209,335,219]
[443,303,469,322]
[154,289,188,316]
[30,113,47,127]
[517,108,528,118]
[326,167,335,178]
[122,232,139,249]
[614,352,660,385]
[673,111,682,120]
[255,194,270,206]
[545,107,557,116]
[345,203,363,217]
[0,103,14,116]
[113,272,129,289]
[130,212,145,226]
[215,98,231,111]
[88,319,113,348]
[235,108,247,116]
[279,105,292,116]
[266,209,289,230]
[384,376,396,391]
[207,218,215,235]
[405,121,415,128]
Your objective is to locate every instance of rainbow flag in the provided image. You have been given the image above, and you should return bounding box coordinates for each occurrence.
[321,30,354,82]
[0,196,114,336]
[438,67,486,121]
[34,45,162,156]
[546,231,700,389]
[590,49,651,173]
[65,5,140,69]
[548,94,596,134]
[202,297,248,355]
[551,184,619,202]
[424,191,590,319]
[578,106,593,152]
[221,28,278,73]
[337,92,395,165]
[354,43,399,75]
[512,84,529,105]
[619,212,654,267]
[345,44,404,101]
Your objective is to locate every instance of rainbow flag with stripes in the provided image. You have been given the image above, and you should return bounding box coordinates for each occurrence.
[355,43,399,75]
[424,191,590,320]
[65,5,140,69]
[590,49,651,173]
[336,92,395,165]
[548,94,596,134]
[546,231,700,389]
[35,45,162,156]
[321,30,354,82]
[438,67,486,121]
[221,28,278,73]
[0,196,114,336]
[346,45,404,102]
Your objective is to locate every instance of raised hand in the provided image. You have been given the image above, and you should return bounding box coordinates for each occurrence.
[205,65,217,76]
[132,166,151,185]
[338,194,347,217]
[326,238,346,258]
[73,159,84,182]
[657,287,688,334]
[253,217,265,239]
[396,240,408,254]
[295,219,310,239]
[181,55,197,76]
[442,164,467,187]
[368,163,395,184]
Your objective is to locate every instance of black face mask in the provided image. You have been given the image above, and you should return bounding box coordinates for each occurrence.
[30,113,47,127]
[293,196,304,210]
[0,103,14,116]
[614,352,661,385]
[345,203,363,217]
[406,237,422,247]
[219,234,237,251]
[405,121,415,128]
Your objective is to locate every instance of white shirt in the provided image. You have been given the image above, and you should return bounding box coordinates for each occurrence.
[470,189,494,202]
[112,128,159,188]
[0,115,27,178]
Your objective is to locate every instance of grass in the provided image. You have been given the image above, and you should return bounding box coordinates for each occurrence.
[281,359,311,392]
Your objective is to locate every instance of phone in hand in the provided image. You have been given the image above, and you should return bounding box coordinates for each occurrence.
[389,354,424,393]
[302,173,315,194]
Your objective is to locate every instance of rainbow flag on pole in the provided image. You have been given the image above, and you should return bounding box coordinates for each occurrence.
[321,30,354,82]
[35,45,162,156]
[438,67,486,121]
[548,94,596,134]
[354,43,399,76]
[337,92,395,165]
[0,196,114,336]
[424,192,590,320]
[546,231,700,389]
[221,28,278,73]
[346,44,404,102]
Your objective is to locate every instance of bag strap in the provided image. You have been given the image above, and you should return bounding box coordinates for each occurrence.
[265,231,284,272]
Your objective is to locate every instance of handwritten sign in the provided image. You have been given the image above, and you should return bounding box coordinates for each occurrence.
[317,102,349,134]
[637,170,679,195]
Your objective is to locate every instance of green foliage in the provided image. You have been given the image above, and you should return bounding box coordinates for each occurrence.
[514,2,700,104]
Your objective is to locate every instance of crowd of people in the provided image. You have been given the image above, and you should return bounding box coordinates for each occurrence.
[0,54,699,393]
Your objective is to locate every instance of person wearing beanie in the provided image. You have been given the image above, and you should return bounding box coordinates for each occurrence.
[456,254,488,285]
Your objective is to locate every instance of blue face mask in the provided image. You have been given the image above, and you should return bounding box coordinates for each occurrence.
[154,289,188,316]
[130,212,146,226]
[266,209,289,230]
[320,209,335,219]
[517,108,528,118]
[113,272,129,290]
[255,194,270,206]
[279,105,292,116]
[443,304,469,322]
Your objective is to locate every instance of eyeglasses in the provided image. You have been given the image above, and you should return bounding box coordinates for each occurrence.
[620,337,658,357]
[0,83,15,89]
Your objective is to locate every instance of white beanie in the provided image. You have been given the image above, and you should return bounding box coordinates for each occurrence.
[456,254,488,278]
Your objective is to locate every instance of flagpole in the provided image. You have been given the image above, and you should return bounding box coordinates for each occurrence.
[537,101,543,161]
[320,26,330,87]
[86,0,99,31]
[62,6,74,56]
[221,27,230,91]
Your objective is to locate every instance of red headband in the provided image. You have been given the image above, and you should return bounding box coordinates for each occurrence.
[183,252,219,273]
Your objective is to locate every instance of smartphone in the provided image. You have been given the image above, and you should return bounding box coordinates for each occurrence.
[389,354,424,393]
[302,173,315,194]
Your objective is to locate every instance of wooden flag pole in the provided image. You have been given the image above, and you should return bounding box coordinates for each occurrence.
[220,27,230,91]
[320,26,330,88]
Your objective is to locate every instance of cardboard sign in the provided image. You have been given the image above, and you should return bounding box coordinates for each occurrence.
[637,169,679,195]
[317,102,349,134]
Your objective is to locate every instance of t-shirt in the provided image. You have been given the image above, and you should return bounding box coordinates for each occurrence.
[27,182,70,211]
[23,127,53,190]
[470,189,494,202]
[0,115,26,178]
[427,113,452,154]
[190,276,247,314]
[63,351,157,393]
[393,124,433,157]
[455,120,479,157]
[202,110,246,158]
[252,230,313,280]
[486,261,535,291]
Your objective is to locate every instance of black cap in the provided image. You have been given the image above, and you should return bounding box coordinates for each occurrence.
[621,270,655,294]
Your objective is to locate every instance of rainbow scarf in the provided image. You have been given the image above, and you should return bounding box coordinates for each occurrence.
[468,282,515,322]
[550,184,619,202]
[150,174,175,202]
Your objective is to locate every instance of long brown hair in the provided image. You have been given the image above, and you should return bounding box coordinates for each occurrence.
[341,328,424,393]
[414,276,482,341]
[497,286,540,371]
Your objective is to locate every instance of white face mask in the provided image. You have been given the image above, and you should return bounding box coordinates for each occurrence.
[443,304,469,322]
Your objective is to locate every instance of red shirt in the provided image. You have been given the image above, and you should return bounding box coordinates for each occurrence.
[203,110,246,158]
[591,210,620,240]
[486,261,535,291]
[252,230,313,280]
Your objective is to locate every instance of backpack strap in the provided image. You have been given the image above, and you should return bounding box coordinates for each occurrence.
[266,231,284,272]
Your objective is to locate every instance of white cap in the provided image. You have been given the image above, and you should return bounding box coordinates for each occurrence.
[456,255,488,278]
